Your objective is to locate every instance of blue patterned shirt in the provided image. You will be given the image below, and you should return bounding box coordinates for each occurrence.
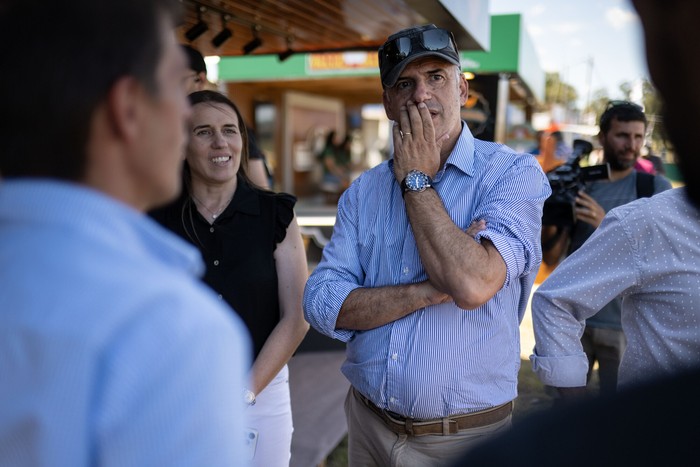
[0,180,251,466]
[304,124,550,418]
[531,188,700,390]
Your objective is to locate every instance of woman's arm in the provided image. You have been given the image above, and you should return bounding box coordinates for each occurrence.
[248,215,309,395]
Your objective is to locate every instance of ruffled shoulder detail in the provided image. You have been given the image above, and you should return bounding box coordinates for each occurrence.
[272,192,297,245]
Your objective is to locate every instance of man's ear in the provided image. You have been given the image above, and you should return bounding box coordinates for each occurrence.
[106,76,145,143]
[458,73,469,106]
[196,71,207,88]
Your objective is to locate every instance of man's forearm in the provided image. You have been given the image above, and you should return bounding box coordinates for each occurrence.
[404,188,506,309]
[335,280,450,331]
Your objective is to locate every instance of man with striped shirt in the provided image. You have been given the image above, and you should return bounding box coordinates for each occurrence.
[303,24,550,466]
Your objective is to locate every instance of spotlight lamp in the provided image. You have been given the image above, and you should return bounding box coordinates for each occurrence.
[185,6,208,42]
[212,14,233,48]
[278,48,294,61]
[278,36,295,62]
[243,25,263,55]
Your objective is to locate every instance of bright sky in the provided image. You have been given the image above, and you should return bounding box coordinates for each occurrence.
[489,0,647,108]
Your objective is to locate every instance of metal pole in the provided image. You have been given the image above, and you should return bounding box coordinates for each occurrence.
[495,73,510,143]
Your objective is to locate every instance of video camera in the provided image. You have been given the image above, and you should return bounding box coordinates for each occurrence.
[542,139,610,227]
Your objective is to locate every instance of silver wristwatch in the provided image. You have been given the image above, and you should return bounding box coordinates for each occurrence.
[401,169,433,196]
[243,389,256,406]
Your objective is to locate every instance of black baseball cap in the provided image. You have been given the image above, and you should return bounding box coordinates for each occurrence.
[378,24,461,88]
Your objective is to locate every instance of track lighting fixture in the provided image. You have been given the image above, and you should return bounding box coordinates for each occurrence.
[278,48,294,61]
[185,6,208,41]
[183,1,296,56]
[243,25,263,55]
[211,14,233,48]
[278,36,295,61]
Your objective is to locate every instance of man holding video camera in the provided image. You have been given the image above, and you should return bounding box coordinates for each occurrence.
[538,101,671,395]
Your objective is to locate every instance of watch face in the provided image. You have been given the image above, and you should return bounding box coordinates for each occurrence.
[405,170,430,192]
[243,390,256,405]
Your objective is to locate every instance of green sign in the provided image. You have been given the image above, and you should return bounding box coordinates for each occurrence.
[217,14,543,100]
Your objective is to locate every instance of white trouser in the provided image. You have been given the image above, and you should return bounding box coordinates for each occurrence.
[246,364,293,467]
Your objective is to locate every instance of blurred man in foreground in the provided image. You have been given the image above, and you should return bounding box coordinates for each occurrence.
[0,1,250,465]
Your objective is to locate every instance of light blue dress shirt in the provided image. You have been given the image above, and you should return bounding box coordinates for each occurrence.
[0,180,251,466]
[304,124,550,419]
[569,171,672,330]
[531,188,700,390]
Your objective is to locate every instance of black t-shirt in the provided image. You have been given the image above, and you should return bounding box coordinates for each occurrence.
[247,128,273,182]
[150,175,296,359]
[247,128,265,160]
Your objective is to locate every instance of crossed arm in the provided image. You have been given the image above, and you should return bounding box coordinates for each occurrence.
[336,202,498,330]
[336,101,507,330]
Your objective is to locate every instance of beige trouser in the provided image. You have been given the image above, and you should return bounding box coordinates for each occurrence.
[344,387,512,467]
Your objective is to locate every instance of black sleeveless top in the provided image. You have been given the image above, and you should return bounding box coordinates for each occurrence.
[150,175,296,359]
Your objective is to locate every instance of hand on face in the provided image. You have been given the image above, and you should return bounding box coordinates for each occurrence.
[384,58,467,183]
[392,100,450,182]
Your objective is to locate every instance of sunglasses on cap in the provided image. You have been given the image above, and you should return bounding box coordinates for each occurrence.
[605,100,644,112]
[381,27,458,64]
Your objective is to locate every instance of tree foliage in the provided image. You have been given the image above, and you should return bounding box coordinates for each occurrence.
[545,72,578,108]
[585,88,610,122]
[542,73,670,153]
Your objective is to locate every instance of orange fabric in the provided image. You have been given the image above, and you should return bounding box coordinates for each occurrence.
[536,134,565,173]
[535,261,555,285]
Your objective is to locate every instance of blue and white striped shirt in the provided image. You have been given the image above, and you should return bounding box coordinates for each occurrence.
[304,123,550,419]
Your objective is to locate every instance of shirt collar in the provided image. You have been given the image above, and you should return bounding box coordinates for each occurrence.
[216,174,260,220]
[440,122,475,178]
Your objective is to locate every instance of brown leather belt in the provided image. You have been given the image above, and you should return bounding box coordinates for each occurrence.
[355,388,512,436]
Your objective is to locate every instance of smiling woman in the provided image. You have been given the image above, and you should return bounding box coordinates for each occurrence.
[149,90,310,467]
[186,99,244,199]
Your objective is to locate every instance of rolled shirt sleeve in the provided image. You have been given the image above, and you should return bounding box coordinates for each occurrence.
[474,160,550,290]
[303,184,363,342]
[530,207,641,387]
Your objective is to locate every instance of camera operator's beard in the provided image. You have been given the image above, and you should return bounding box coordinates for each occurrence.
[604,150,638,171]
[607,157,636,171]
